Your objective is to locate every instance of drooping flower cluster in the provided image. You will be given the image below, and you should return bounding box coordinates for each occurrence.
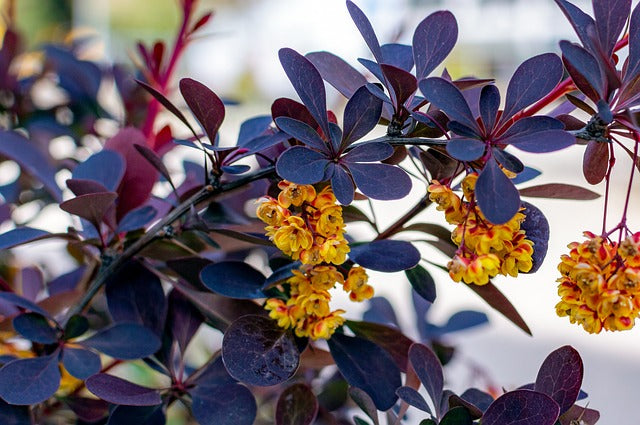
[257,181,373,339]
[555,231,640,333]
[428,174,534,285]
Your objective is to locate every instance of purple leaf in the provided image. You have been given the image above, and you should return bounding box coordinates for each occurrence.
[594,0,630,57]
[519,183,600,200]
[419,77,479,132]
[380,64,418,110]
[105,261,167,336]
[475,159,520,224]
[468,282,531,334]
[448,121,481,138]
[559,404,600,425]
[167,290,203,354]
[554,0,597,52]
[222,315,299,386]
[520,201,549,274]
[275,117,328,152]
[413,11,458,79]
[363,297,399,327]
[500,54,563,124]
[435,310,489,336]
[190,358,235,391]
[504,130,575,153]
[583,140,609,184]
[365,82,392,104]
[396,386,431,413]
[62,347,101,380]
[66,178,109,196]
[408,343,443,416]
[65,396,109,423]
[560,41,604,100]
[12,313,57,344]
[0,292,50,318]
[460,388,494,412]
[446,138,486,161]
[81,323,161,360]
[59,191,117,230]
[349,387,379,425]
[625,3,640,82]
[479,85,500,132]
[534,346,583,415]
[343,142,393,163]
[85,374,161,406]
[306,51,367,99]
[0,353,60,405]
[405,265,436,304]
[200,261,266,299]
[511,166,542,185]
[107,404,165,425]
[330,164,355,205]
[0,399,32,423]
[328,333,401,411]
[349,162,411,201]
[192,383,256,425]
[349,240,420,272]
[492,148,524,174]
[237,115,272,146]
[342,85,383,149]
[276,383,319,425]
[179,78,225,143]
[72,150,125,192]
[499,116,564,140]
[49,267,85,296]
[0,130,62,202]
[0,227,51,250]
[276,146,328,184]
[19,267,43,302]
[381,43,414,71]
[346,1,384,63]
[346,320,413,372]
[278,48,330,139]
[483,390,560,425]
[328,123,343,153]
[115,205,157,234]
[242,132,289,154]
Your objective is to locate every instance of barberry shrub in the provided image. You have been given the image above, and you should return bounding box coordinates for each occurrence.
[0,0,638,423]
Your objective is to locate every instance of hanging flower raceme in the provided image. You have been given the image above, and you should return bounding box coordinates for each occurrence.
[428,173,534,285]
[257,181,373,339]
[555,231,640,334]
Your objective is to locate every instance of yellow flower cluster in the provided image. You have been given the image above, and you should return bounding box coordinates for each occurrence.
[257,181,350,265]
[556,231,640,333]
[428,174,534,285]
[258,181,374,339]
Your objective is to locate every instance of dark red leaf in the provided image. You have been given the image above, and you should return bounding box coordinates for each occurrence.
[179,78,225,144]
[558,404,600,425]
[467,282,531,335]
[66,179,109,196]
[167,290,203,354]
[190,12,213,34]
[133,144,175,191]
[593,0,630,57]
[85,374,161,406]
[582,140,609,184]
[276,384,319,425]
[64,397,108,422]
[519,183,600,200]
[560,41,604,100]
[59,192,117,231]
[483,390,560,425]
[380,64,417,111]
[534,346,583,415]
[136,79,198,139]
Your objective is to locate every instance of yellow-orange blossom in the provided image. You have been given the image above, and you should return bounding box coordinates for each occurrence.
[257,181,373,339]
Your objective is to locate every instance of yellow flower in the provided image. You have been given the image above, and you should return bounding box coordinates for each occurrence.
[461,173,478,201]
[265,298,303,329]
[304,310,346,340]
[272,216,314,256]
[309,265,343,291]
[315,205,345,237]
[277,181,316,208]
[619,232,640,267]
[318,236,350,265]
[311,186,337,209]
[256,197,289,226]
[427,180,464,224]
[297,291,332,317]
[343,266,374,302]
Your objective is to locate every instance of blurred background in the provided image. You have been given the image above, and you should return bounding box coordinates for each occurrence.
[4,0,639,423]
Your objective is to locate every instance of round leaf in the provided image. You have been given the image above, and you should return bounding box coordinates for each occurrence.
[534,346,583,415]
[200,261,266,299]
[475,159,520,224]
[446,138,486,161]
[222,315,299,386]
[80,323,161,360]
[12,313,58,344]
[63,347,101,380]
[520,202,549,274]
[482,390,560,425]
[0,354,61,405]
[405,265,436,303]
[275,383,319,425]
[349,240,420,272]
